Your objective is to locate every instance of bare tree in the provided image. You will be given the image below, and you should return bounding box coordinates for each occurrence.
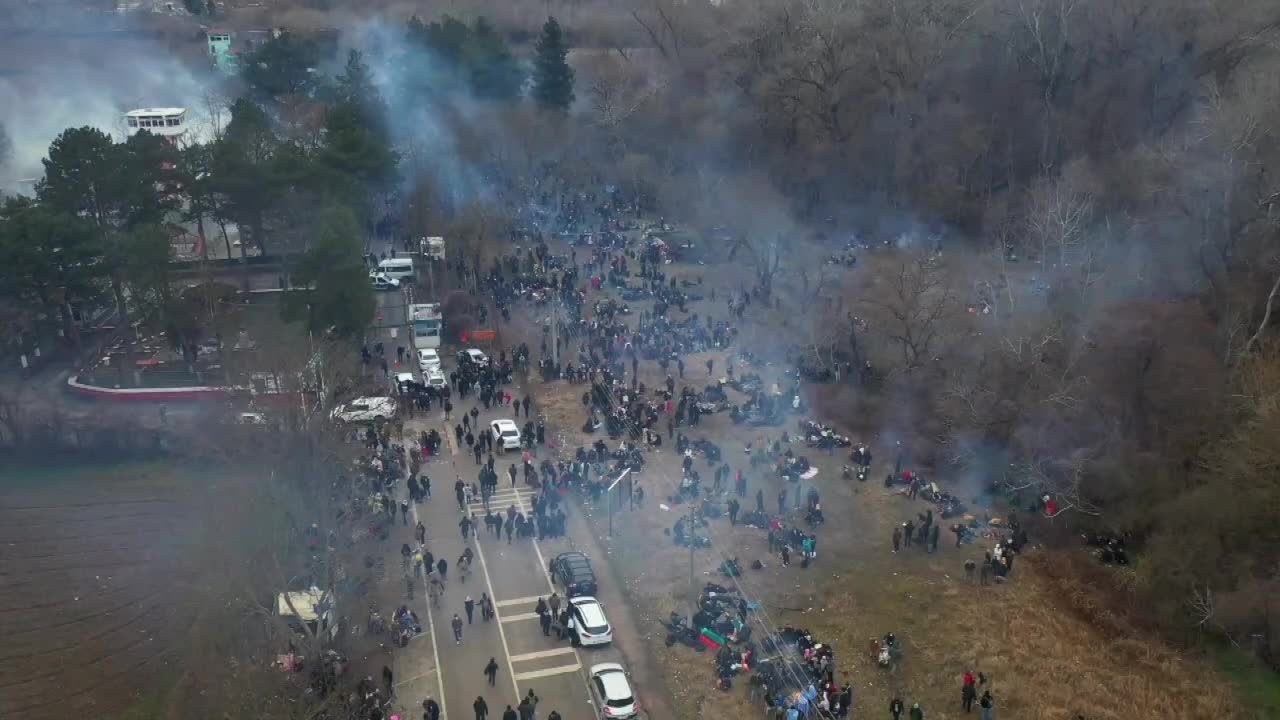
[864,252,957,368]
[1023,158,1097,272]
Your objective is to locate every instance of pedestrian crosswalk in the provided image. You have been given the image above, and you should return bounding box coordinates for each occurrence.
[467,486,535,517]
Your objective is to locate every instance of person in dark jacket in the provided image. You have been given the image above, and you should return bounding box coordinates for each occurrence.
[484,657,499,686]
[962,681,977,712]
[909,702,925,720]
[474,696,489,720]
[890,697,904,720]
[502,706,518,720]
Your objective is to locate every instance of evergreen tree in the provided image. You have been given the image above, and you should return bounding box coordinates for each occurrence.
[0,197,100,347]
[211,99,280,258]
[241,32,321,98]
[38,127,133,325]
[466,17,524,100]
[283,206,375,339]
[532,16,574,111]
[335,49,384,129]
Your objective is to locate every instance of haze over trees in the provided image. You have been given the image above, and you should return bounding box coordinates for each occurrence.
[1,0,1277,691]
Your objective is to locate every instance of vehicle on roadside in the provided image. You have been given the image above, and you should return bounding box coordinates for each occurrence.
[394,371,416,391]
[417,348,442,372]
[420,236,446,261]
[456,348,488,367]
[376,258,415,282]
[568,596,613,647]
[370,272,401,291]
[330,396,397,424]
[236,411,267,425]
[589,663,638,718]
[549,550,598,597]
[490,418,521,451]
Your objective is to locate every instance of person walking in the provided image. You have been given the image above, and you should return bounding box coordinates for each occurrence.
[416,521,427,546]
[548,592,561,618]
[437,558,448,580]
[890,697,904,720]
[465,595,476,624]
[452,614,464,644]
[539,608,552,636]
[519,690,539,720]
[400,500,410,526]
[979,691,994,720]
[502,706,517,720]
[929,523,941,553]
[756,488,765,514]
[909,702,925,720]
[962,681,977,712]
[892,525,902,553]
[382,665,394,693]
[484,657,499,686]
[424,697,441,720]
[480,592,493,621]
[474,696,489,720]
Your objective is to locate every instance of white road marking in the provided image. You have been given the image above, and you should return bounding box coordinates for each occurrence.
[495,595,544,608]
[498,612,541,624]
[512,662,582,681]
[509,647,577,663]
[471,521,523,698]
[410,492,448,719]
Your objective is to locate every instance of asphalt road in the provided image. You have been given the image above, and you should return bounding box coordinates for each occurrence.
[370,257,642,720]
[389,377,650,720]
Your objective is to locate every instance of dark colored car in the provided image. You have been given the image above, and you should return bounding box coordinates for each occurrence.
[549,551,598,597]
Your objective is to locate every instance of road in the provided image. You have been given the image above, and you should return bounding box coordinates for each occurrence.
[396,399,627,720]
[369,276,615,720]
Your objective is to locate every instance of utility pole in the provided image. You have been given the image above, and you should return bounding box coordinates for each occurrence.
[551,300,560,366]
[688,502,698,604]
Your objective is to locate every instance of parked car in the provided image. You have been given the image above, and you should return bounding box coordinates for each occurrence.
[394,372,416,393]
[549,550,598,597]
[330,396,396,424]
[370,272,401,291]
[425,368,447,390]
[568,596,613,647]
[589,663,638,718]
[456,348,488,367]
[417,348,442,372]
[490,418,521,451]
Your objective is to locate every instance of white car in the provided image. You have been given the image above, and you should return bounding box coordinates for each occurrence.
[490,418,521,451]
[236,412,267,425]
[425,368,447,390]
[417,348,442,372]
[370,272,401,291]
[394,372,416,389]
[589,663,638,719]
[330,396,397,424]
[568,596,613,647]
[457,348,488,367]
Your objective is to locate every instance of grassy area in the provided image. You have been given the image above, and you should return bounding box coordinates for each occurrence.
[1211,644,1280,719]
[0,459,206,493]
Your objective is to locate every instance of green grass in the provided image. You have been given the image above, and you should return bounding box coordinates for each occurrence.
[1210,643,1280,719]
[0,459,206,493]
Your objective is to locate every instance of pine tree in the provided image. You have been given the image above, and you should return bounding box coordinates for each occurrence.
[532,16,574,111]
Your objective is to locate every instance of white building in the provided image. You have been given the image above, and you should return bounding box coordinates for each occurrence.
[125,107,187,140]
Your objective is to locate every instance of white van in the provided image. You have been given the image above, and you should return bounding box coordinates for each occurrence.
[377,258,415,282]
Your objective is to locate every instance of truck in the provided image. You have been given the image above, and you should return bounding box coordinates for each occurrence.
[419,236,445,261]
[410,302,443,350]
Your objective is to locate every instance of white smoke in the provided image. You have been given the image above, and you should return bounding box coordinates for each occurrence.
[0,25,222,194]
